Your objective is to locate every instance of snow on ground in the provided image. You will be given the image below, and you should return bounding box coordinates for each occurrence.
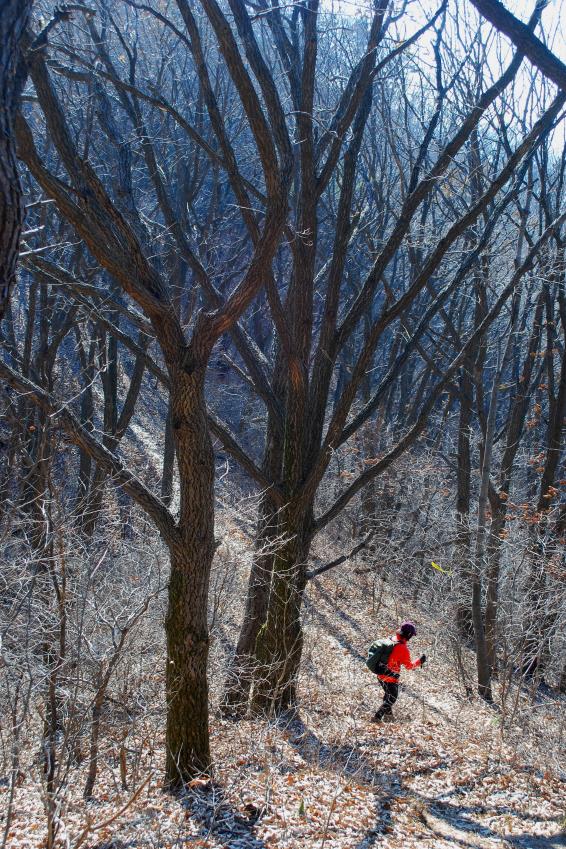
[3,560,565,849]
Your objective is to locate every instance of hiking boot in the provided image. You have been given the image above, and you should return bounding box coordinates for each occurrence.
[372,708,396,722]
[373,712,394,722]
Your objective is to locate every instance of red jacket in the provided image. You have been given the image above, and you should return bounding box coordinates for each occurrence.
[378,635,422,683]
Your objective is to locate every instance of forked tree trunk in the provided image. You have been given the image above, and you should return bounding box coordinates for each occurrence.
[8,0,291,788]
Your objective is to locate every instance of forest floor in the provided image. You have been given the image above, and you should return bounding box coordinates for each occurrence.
[4,550,566,849]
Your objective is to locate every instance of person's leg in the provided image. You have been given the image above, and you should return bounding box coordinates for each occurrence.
[374,680,387,720]
[374,681,398,720]
[383,682,398,715]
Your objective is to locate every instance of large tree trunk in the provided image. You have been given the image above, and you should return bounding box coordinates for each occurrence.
[161,401,175,506]
[221,490,279,715]
[0,0,32,321]
[249,502,312,715]
[223,355,285,714]
[8,0,291,790]
[164,369,215,787]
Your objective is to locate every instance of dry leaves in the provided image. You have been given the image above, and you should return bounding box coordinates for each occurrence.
[3,570,565,849]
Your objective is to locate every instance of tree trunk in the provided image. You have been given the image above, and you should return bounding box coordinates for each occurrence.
[0,0,32,321]
[164,370,214,787]
[455,363,474,638]
[473,347,504,702]
[249,503,312,715]
[161,401,175,506]
[221,490,279,715]
[223,357,285,714]
[484,501,506,673]
[84,692,104,800]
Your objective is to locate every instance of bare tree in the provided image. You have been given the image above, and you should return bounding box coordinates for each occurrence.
[0,0,33,320]
[1,1,291,785]
[468,0,566,91]
[222,0,566,713]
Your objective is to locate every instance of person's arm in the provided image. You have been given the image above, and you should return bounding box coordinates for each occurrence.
[400,644,422,670]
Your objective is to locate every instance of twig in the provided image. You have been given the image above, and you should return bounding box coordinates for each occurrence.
[306,532,375,580]
[72,774,152,849]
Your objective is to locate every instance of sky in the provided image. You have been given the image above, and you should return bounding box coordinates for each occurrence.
[321,0,566,151]
[322,0,565,63]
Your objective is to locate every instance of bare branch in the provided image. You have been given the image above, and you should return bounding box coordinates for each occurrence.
[468,0,566,91]
[0,361,178,543]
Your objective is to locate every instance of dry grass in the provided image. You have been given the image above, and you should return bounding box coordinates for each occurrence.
[3,540,565,849]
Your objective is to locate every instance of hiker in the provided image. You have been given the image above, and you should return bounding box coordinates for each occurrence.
[366,621,426,722]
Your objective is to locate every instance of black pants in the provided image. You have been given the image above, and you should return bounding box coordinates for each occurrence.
[375,680,399,718]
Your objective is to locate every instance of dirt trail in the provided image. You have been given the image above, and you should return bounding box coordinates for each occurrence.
[5,568,565,849]
[210,572,565,848]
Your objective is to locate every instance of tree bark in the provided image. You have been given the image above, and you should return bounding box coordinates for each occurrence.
[222,493,279,715]
[249,502,312,714]
[161,402,175,507]
[222,377,284,714]
[473,347,503,702]
[164,369,215,786]
[455,361,475,638]
[0,0,32,321]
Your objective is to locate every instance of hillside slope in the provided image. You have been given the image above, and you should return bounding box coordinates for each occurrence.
[5,561,565,849]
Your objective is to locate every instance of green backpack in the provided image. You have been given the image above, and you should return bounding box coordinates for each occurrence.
[366,638,395,674]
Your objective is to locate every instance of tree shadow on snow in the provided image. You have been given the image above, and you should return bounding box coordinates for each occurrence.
[429,791,564,826]
[182,782,269,849]
[304,596,367,662]
[309,582,369,637]
[411,793,566,849]
[277,712,402,845]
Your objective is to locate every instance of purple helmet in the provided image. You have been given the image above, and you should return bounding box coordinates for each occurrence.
[399,621,417,639]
